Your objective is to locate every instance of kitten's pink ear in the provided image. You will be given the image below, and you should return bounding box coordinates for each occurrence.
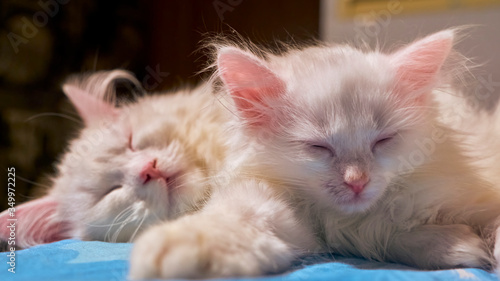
[0,197,71,248]
[63,84,120,125]
[218,47,285,125]
[390,30,454,96]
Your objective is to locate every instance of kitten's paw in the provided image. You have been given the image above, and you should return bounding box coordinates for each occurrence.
[438,225,492,269]
[393,224,492,269]
[129,216,293,280]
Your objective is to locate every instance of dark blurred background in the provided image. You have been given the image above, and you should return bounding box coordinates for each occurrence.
[0,0,320,209]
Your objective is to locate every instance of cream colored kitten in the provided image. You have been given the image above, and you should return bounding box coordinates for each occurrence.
[0,71,229,245]
[0,70,318,279]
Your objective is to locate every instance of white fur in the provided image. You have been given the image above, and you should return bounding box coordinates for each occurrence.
[216,30,500,270]
[436,88,500,186]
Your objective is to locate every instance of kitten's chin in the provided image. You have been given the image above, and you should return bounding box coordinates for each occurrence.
[335,199,374,214]
[331,193,379,214]
[323,182,384,214]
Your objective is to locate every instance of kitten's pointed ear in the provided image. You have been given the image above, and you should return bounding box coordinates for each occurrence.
[63,84,120,125]
[0,197,72,248]
[217,47,285,125]
[390,30,454,95]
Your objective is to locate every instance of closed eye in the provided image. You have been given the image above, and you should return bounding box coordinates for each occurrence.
[105,185,122,196]
[128,133,135,151]
[376,137,393,144]
[312,144,329,150]
[307,142,335,157]
[372,134,396,151]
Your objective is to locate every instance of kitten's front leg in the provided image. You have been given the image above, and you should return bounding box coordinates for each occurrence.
[129,180,318,279]
[491,224,500,277]
[388,224,492,269]
[129,213,289,279]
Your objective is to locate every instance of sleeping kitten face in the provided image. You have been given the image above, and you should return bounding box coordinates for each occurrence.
[218,31,453,213]
[54,87,211,241]
[0,73,226,247]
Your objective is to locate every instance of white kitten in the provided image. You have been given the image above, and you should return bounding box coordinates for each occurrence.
[215,29,500,270]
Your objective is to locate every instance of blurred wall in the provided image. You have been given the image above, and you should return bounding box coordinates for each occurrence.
[321,0,500,111]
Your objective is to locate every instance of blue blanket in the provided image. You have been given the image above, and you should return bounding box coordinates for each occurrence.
[1,239,498,281]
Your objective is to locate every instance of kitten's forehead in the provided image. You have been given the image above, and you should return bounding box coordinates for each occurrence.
[306,95,386,145]
[275,45,393,87]
[283,46,398,148]
[124,96,191,150]
[281,46,394,110]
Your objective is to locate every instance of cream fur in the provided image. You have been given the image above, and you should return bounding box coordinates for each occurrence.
[56,85,227,241]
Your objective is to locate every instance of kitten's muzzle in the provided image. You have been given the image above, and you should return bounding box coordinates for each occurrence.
[343,166,370,195]
[140,159,174,185]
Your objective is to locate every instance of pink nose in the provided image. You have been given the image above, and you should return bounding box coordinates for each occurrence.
[344,166,370,195]
[345,178,369,194]
[139,159,164,184]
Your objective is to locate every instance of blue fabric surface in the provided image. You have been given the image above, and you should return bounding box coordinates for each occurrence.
[1,239,498,281]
